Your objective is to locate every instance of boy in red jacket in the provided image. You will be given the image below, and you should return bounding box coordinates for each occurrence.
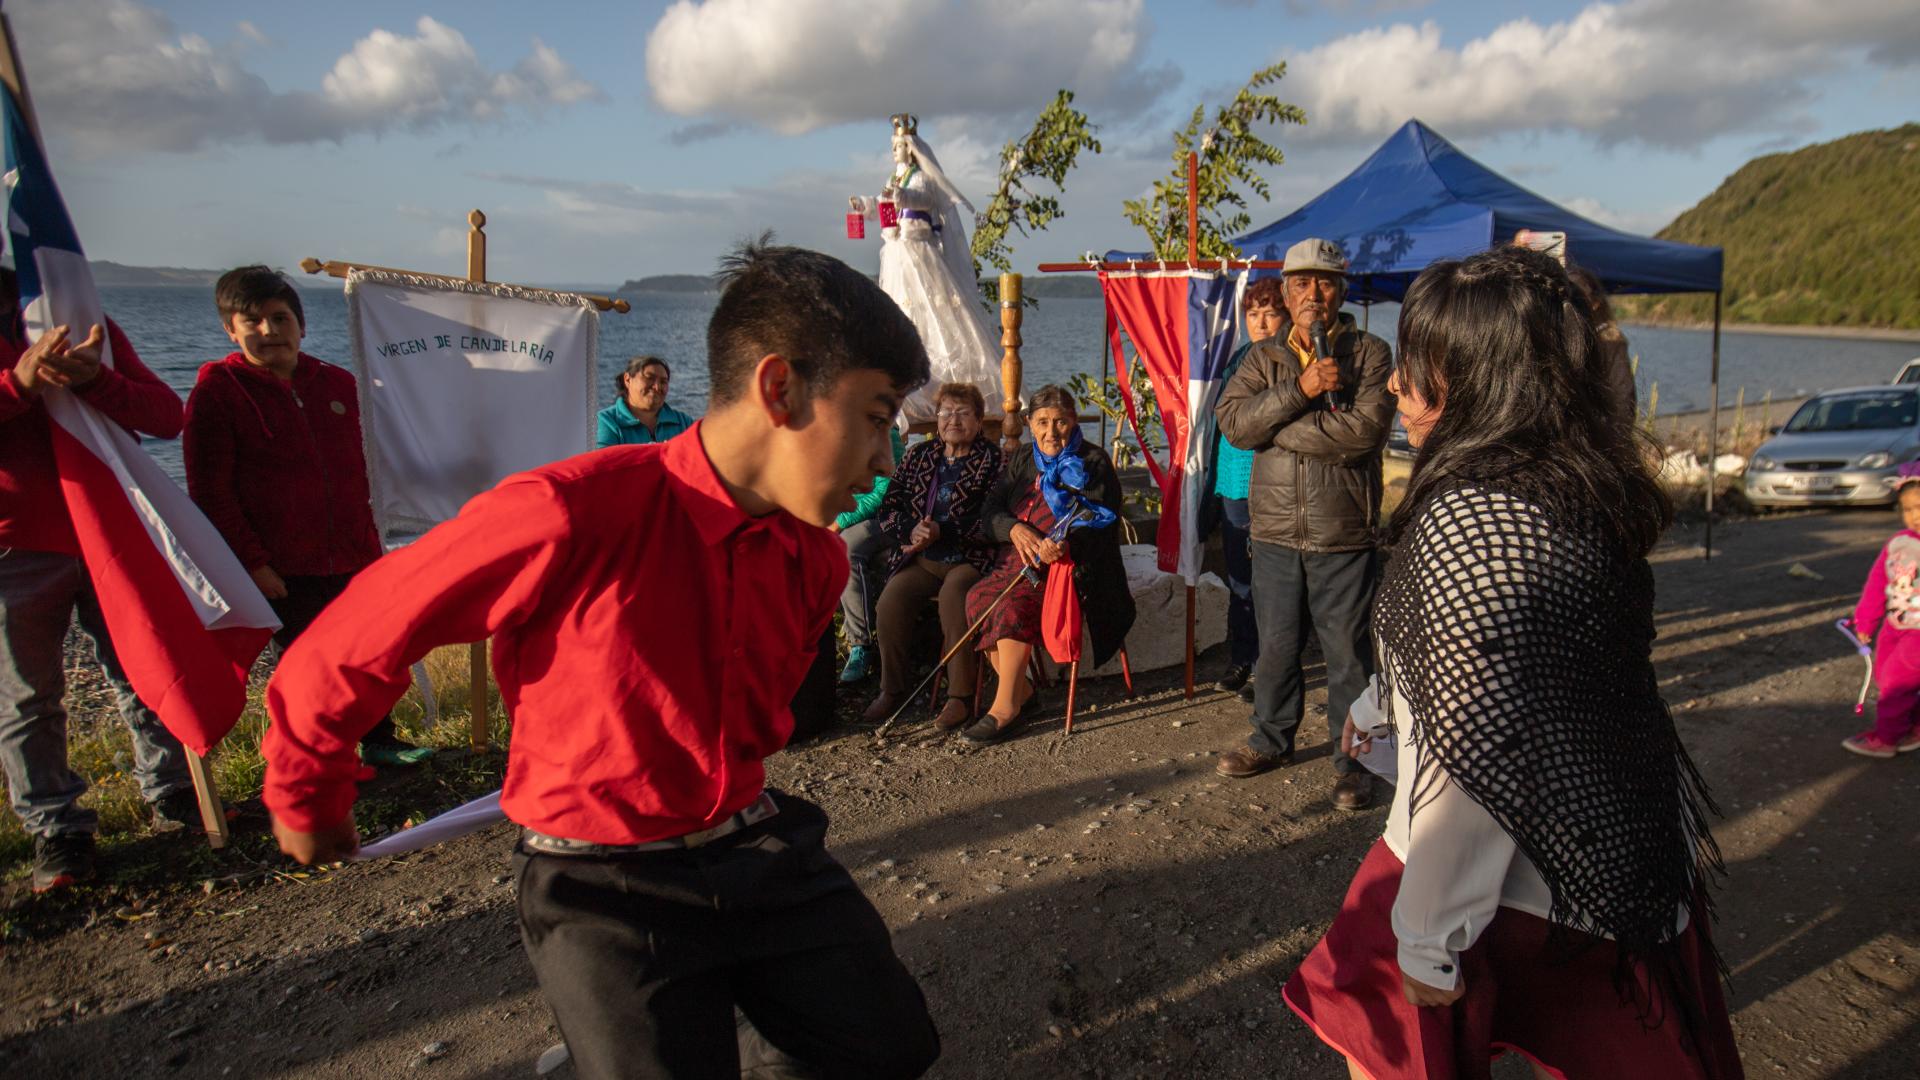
[183,266,430,766]
[262,241,939,1078]
[0,268,201,891]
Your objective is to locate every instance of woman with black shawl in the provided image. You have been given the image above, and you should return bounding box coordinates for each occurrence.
[1282,247,1742,1079]
[960,385,1133,742]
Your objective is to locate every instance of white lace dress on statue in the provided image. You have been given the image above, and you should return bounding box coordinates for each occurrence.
[852,162,1003,424]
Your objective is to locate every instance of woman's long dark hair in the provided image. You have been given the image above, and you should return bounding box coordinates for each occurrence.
[1388,246,1672,555]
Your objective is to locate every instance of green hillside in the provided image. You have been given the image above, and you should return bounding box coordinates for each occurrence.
[1618,123,1920,329]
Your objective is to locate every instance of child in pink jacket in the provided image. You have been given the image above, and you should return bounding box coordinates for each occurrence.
[1848,469,1920,757]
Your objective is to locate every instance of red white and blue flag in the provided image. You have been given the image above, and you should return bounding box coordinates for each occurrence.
[5,86,277,754]
[1101,269,1245,584]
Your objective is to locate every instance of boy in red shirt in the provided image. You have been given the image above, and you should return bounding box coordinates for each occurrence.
[183,266,430,766]
[0,269,201,891]
[262,242,939,1078]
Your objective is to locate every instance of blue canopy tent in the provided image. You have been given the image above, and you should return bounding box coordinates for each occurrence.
[1106,118,1723,300]
[1092,118,1729,555]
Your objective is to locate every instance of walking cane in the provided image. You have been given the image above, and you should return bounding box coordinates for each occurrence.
[875,503,1086,738]
[875,565,1038,738]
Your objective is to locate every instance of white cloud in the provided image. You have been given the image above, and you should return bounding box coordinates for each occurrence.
[644,0,1177,134]
[9,1,604,154]
[1280,0,1920,148]
[1556,195,1679,236]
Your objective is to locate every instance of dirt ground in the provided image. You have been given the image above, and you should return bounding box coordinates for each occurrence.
[2,509,1917,1079]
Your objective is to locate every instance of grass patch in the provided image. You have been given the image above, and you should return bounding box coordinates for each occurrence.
[0,639,513,892]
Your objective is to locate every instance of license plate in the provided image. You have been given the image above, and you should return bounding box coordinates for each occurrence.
[1789,474,1837,491]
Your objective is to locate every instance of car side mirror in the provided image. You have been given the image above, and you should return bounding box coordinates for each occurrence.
[1767,424,1782,435]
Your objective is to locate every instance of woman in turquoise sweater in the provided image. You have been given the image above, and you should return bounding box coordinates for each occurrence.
[595,355,693,448]
[833,425,906,683]
[1211,278,1285,698]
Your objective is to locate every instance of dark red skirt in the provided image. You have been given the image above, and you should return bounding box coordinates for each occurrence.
[1283,839,1744,1080]
[968,484,1054,653]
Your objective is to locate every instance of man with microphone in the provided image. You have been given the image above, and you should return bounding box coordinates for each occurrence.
[1212,238,1395,811]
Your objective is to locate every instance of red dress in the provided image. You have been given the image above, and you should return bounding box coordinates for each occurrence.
[1283,839,1744,1080]
[965,481,1054,652]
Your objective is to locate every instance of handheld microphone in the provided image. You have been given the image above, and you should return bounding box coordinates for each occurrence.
[1310,319,1342,413]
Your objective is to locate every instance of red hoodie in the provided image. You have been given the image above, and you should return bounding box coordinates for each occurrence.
[182,352,381,577]
[0,320,183,556]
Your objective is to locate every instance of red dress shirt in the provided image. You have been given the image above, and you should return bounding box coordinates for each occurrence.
[0,320,183,556]
[261,422,847,843]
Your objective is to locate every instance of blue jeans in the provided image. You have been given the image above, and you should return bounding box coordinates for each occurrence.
[1219,498,1258,669]
[1247,542,1377,774]
[0,549,192,837]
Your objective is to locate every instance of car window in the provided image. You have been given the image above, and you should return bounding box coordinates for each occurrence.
[1785,392,1920,433]
[1902,362,1920,385]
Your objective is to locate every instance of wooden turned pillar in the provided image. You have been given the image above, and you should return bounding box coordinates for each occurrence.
[999,272,1024,453]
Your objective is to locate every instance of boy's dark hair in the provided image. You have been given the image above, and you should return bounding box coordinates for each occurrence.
[216,265,305,330]
[706,234,928,406]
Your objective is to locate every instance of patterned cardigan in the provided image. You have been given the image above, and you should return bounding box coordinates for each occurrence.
[872,436,1005,579]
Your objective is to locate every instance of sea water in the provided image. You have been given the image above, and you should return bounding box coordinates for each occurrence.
[100,285,1920,487]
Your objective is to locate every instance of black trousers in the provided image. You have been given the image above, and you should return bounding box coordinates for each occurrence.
[1248,543,1377,773]
[514,793,939,1080]
[269,574,398,745]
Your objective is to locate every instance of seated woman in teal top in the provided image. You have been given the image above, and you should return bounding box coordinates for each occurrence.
[596,355,693,447]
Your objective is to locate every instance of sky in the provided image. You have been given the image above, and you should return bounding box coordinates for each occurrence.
[11,0,1919,289]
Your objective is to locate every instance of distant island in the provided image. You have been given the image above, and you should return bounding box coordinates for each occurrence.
[1616,122,1920,331]
[616,274,721,294]
[91,261,332,288]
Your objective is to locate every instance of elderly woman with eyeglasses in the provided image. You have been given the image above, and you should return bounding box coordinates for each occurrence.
[861,383,1005,730]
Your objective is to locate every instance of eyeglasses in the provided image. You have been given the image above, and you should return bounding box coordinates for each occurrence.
[936,408,977,421]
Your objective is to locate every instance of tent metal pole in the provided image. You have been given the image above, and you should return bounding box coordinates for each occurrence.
[1705,291,1722,561]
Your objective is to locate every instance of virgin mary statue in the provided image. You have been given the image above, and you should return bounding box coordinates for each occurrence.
[848,115,1003,424]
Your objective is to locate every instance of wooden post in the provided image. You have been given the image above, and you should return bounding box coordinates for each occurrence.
[1183,152,1199,701]
[466,210,492,751]
[999,272,1024,454]
[184,752,229,849]
[4,15,245,844]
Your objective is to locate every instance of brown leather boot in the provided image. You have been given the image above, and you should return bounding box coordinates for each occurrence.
[935,696,973,730]
[862,691,905,723]
[1332,770,1374,811]
[1215,743,1292,778]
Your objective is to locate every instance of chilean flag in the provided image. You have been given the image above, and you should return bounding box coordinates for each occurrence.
[4,85,277,754]
[1101,269,1244,583]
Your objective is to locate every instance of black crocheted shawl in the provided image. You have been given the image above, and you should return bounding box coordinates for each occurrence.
[1376,482,1724,999]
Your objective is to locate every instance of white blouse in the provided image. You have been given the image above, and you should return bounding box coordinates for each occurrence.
[1370,665,1687,992]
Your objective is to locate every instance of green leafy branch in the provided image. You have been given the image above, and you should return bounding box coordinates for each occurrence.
[1122,62,1306,260]
[1067,367,1164,515]
[972,90,1101,305]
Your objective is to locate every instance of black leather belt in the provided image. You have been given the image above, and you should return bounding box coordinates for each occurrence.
[521,791,779,856]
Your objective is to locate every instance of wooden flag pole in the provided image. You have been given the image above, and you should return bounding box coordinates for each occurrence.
[2,13,240,845]
[1183,151,1199,701]
[465,212,492,752]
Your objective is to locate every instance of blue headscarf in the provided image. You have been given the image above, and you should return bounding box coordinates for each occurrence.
[1032,426,1117,535]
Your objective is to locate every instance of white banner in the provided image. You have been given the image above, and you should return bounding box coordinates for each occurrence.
[345,271,599,535]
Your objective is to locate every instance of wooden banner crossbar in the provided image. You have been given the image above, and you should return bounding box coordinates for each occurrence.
[298,256,633,314]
